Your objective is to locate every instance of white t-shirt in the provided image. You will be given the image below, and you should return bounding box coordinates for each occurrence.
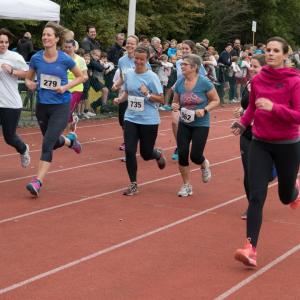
[0,50,29,108]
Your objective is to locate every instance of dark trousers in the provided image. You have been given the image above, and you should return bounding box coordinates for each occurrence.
[177,122,209,166]
[124,120,159,182]
[0,107,26,154]
[36,103,70,162]
[247,139,300,247]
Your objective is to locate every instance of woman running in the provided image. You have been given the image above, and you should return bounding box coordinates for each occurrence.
[172,54,220,197]
[112,35,139,152]
[0,28,30,168]
[171,40,207,160]
[113,46,166,195]
[25,22,84,196]
[232,37,300,267]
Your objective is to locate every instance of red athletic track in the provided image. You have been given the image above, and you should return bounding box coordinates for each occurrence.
[0,105,299,300]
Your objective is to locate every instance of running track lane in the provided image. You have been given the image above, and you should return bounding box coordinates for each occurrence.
[0,107,300,299]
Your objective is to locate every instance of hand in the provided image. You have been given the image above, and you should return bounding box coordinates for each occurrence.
[25,79,37,91]
[111,83,120,92]
[233,107,243,118]
[195,109,205,118]
[1,63,13,75]
[230,121,245,135]
[55,85,67,94]
[171,102,180,112]
[113,97,120,105]
[255,98,273,111]
[139,84,148,96]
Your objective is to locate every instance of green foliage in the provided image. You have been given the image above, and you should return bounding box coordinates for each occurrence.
[2,0,300,51]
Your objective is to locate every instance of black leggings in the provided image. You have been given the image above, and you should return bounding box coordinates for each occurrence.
[177,122,209,166]
[118,101,128,128]
[36,103,70,162]
[247,139,300,247]
[124,120,160,182]
[0,107,26,154]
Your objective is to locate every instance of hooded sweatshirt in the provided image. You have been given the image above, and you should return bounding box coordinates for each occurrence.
[240,65,300,141]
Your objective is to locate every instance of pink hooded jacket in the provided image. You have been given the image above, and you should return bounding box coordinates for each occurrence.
[241,65,300,141]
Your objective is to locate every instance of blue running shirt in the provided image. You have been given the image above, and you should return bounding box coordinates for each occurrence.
[29,50,76,104]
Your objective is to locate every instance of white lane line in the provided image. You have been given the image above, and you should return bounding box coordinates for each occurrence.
[0,134,235,184]
[214,243,300,300]
[0,190,247,295]
[0,156,240,224]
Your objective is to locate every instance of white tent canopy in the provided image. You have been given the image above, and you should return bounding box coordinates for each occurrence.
[0,0,60,21]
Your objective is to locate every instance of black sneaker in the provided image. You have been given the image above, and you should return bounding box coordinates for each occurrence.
[123,182,138,196]
[156,149,166,170]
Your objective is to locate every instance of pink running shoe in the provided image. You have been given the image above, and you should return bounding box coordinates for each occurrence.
[26,178,42,197]
[66,132,82,154]
[234,239,257,267]
[119,142,125,151]
[290,179,300,209]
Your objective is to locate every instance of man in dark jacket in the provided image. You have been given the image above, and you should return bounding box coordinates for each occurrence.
[81,25,101,53]
[17,32,34,62]
[107,33,125,66]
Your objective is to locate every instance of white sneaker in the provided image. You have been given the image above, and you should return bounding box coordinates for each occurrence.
[86,111,96,117]
[20,144,30,168]
[177,184,193,197]
[70,115,79,132]
[201,159,211,183]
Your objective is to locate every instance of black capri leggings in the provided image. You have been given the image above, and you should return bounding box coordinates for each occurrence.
[247,139,300,247]
[124,120,159,182]
[118,101,128,129]
[0,107,26,154]
[36,102,70,162]
[177,122,209,166]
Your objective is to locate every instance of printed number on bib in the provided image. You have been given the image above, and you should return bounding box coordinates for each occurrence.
[128,96,145,112]
[40,74,61,90]
[180,107,195,123]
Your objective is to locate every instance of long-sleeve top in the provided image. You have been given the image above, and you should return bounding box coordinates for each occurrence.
[240,66,300,141]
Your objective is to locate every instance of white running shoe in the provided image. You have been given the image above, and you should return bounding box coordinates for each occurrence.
[177,184,193,197]
[20,144,30,168]
[201,159,211,183]
[70,115,79,132]
[86,111,96,117]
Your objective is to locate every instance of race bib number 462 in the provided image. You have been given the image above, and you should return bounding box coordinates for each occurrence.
[128,95,145,112]
[40,74,61,90]
[180,107,195,123]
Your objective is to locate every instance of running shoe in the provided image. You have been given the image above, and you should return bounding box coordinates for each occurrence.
[26,178,42,197]
[70,115,79,132]
[20,144,30,168]
[177,184,193,197]
[234,239,257,267]
[66,132,82,154]
[163,105,172,111]
[171,148,178,161]
[123,182,138,196]
[119,142,125,151]
[290,179,300,209]
[156,149,166,169]
[85,111,96,117]
[240,209,248,220]
[201,159,211,183]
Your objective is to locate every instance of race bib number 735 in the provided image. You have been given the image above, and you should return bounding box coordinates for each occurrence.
[128,95,145,112]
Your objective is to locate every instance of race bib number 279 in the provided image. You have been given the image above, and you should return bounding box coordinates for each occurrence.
[40,74,61,90]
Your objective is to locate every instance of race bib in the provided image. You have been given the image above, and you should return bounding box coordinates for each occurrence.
[180,107,195,123]
[128,95,145,112]
[40,74,61,90]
